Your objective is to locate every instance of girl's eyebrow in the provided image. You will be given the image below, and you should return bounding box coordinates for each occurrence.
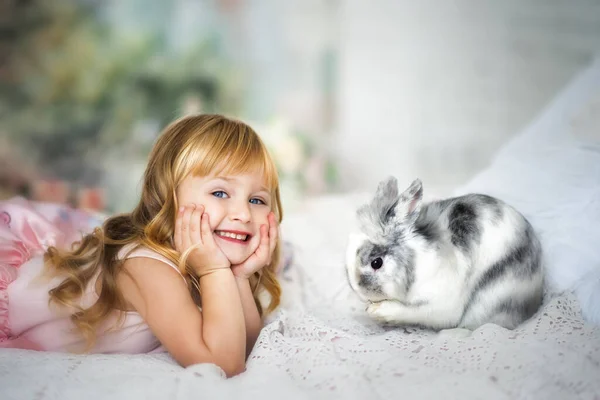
[213,176,270,194]
[212,176,233,183]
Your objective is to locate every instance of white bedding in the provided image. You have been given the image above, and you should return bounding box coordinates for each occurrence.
[2,59,600,400]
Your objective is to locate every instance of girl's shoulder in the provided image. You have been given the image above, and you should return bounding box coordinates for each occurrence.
[116,244,195,319]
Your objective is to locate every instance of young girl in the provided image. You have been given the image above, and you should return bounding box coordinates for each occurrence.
[0,114,283,377]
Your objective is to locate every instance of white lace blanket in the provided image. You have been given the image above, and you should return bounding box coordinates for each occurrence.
[1,295,598,400]
[1,193,599,400]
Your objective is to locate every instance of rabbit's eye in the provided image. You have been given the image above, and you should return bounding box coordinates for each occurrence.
[371,257,383,270]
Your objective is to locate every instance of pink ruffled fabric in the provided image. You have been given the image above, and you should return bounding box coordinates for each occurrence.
[0,197,104,342]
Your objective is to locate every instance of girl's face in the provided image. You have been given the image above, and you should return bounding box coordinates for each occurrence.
[176,170,273,265]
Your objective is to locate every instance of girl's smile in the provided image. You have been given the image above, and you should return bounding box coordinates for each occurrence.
[215,230,251,243]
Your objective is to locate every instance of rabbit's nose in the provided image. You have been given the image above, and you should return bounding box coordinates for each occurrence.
[371,257,383,270]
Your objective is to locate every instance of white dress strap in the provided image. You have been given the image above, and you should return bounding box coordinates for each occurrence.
[119,244,187,285]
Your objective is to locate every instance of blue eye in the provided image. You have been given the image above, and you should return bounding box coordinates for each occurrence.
[212,191,228,199]
[249,198,265,205]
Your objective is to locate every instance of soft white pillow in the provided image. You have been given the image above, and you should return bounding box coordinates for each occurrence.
[453,57,600,325]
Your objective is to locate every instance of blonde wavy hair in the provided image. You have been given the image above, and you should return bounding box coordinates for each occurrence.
[45,114,283,349]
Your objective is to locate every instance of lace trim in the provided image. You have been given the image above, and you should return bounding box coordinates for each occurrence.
[0,263,18,341]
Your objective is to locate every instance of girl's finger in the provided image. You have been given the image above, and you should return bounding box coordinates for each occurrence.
[181,205,194,250]
[174,206,185,251]
[257,224,269,259]
[189,204,203,245]
[268,212,278,254]
[200,212,213,244]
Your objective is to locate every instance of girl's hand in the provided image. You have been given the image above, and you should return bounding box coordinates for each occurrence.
[174,204,230,277]
[231,212,278,280]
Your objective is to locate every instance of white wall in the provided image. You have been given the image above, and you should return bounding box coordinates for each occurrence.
[334,0,600,194]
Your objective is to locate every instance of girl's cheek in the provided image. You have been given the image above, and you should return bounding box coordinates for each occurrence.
[201,196,220,209]
[260,209,272,224]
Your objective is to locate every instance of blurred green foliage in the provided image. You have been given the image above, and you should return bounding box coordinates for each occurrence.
[0,0,241,184]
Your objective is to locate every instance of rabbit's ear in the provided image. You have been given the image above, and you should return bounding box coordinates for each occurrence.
[393,178,423,223]
[372,176,400,224]
[357,176,400,239]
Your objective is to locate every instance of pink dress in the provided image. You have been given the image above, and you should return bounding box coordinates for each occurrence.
[0,197,183,354]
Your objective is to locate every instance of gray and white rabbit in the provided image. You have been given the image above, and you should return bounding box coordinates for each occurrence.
[345,176,544,330]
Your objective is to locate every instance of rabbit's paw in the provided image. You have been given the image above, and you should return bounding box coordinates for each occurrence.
[366,300,403,324]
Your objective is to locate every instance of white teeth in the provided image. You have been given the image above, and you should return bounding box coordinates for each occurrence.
[216,231,248,241]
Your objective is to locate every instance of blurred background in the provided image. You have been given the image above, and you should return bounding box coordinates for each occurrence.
[1,0,599,214]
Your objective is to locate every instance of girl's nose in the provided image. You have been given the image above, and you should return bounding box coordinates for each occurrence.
[229,200,251,223]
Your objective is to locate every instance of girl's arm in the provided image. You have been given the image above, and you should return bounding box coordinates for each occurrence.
[119,257,247,376]
[231,212,279,357]
[235,276,263,357]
